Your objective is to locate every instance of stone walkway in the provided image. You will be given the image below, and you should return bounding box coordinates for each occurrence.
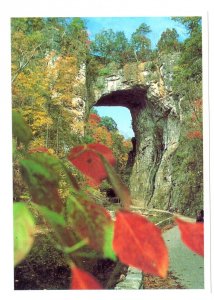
[163,225,204,289]
[114,224,204,289]
[115,267,143,290]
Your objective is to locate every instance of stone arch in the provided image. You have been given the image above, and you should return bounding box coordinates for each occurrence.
[91,60,181,208]
[93,85,180,208]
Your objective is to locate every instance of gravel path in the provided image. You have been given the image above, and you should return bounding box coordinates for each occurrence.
[163,225,204,289]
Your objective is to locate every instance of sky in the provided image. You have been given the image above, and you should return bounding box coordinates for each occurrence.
[84,17,188,138]
[84,17,188,48]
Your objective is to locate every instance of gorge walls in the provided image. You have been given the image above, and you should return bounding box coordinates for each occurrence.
[66,52,202,213]
[90,53,182,209]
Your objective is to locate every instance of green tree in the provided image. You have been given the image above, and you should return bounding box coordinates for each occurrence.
[100,116,118,132]
[130,23,152,62]
[61,18,89,65]
[172,17,201,33]
[91,29,130,65]
[172,17,202,84]
[157,28,180,53]
[113,31,131,65]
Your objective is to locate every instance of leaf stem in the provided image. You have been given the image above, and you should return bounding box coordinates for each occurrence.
[63,239,89,254]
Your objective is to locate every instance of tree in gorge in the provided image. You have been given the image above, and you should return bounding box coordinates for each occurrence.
[100,116,118,132]
[85,112,132,177]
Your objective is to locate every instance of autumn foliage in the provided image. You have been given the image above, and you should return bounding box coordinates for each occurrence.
[186,130,203,140]
[86,113,132,176]
[70,197,113,252]
[68,143,116,186]
[175,218,204,256]
[88,113,102,125]
[13,111,204,290]
[187,98,203,140]
[71,266,102,289]
[12,17,203,290]
[113,211,168,278]
[67,143,204,287]
[28,146,49,153]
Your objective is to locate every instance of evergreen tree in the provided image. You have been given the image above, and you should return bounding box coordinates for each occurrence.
[130,23,152,62]
[157,28,180,53]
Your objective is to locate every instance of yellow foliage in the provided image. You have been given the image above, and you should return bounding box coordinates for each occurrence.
[70,120,85,135]
[29,137,45,149]
[88,123,113,148]
[11,23,85,157]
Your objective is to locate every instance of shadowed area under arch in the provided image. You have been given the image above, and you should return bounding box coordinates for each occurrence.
[94,87,147,109]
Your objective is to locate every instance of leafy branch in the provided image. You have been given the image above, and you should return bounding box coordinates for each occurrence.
[13,111,204,289]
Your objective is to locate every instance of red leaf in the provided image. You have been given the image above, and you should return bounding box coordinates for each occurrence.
[113,211,168,278]
[71,266,102,289]
[68,143,116,186]
[175,218,204,256]
[70,198,113,252]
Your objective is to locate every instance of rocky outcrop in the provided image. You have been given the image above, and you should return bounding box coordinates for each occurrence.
[64,53,202,213]
[90,53,181,209]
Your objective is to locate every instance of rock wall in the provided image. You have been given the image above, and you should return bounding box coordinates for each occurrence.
[63,50,202,214]
[89,54,181,209]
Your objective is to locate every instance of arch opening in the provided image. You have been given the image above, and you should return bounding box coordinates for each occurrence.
[89,87,148,199]
[94,106,134,139]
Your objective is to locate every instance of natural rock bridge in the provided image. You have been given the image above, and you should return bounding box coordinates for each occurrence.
[68,53,202,211]
[91,54,181,209]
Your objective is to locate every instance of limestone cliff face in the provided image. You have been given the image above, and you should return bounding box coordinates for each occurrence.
[90,53,181,209]
[62,64,87,135]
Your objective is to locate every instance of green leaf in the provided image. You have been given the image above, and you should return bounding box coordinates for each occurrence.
[103,223,116,261]
[68,196,113,253]
[21,153,60,183]
[14,203,35,266]
[12,110,32,146]
[20,153,63,212]
[35,204,66,227]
